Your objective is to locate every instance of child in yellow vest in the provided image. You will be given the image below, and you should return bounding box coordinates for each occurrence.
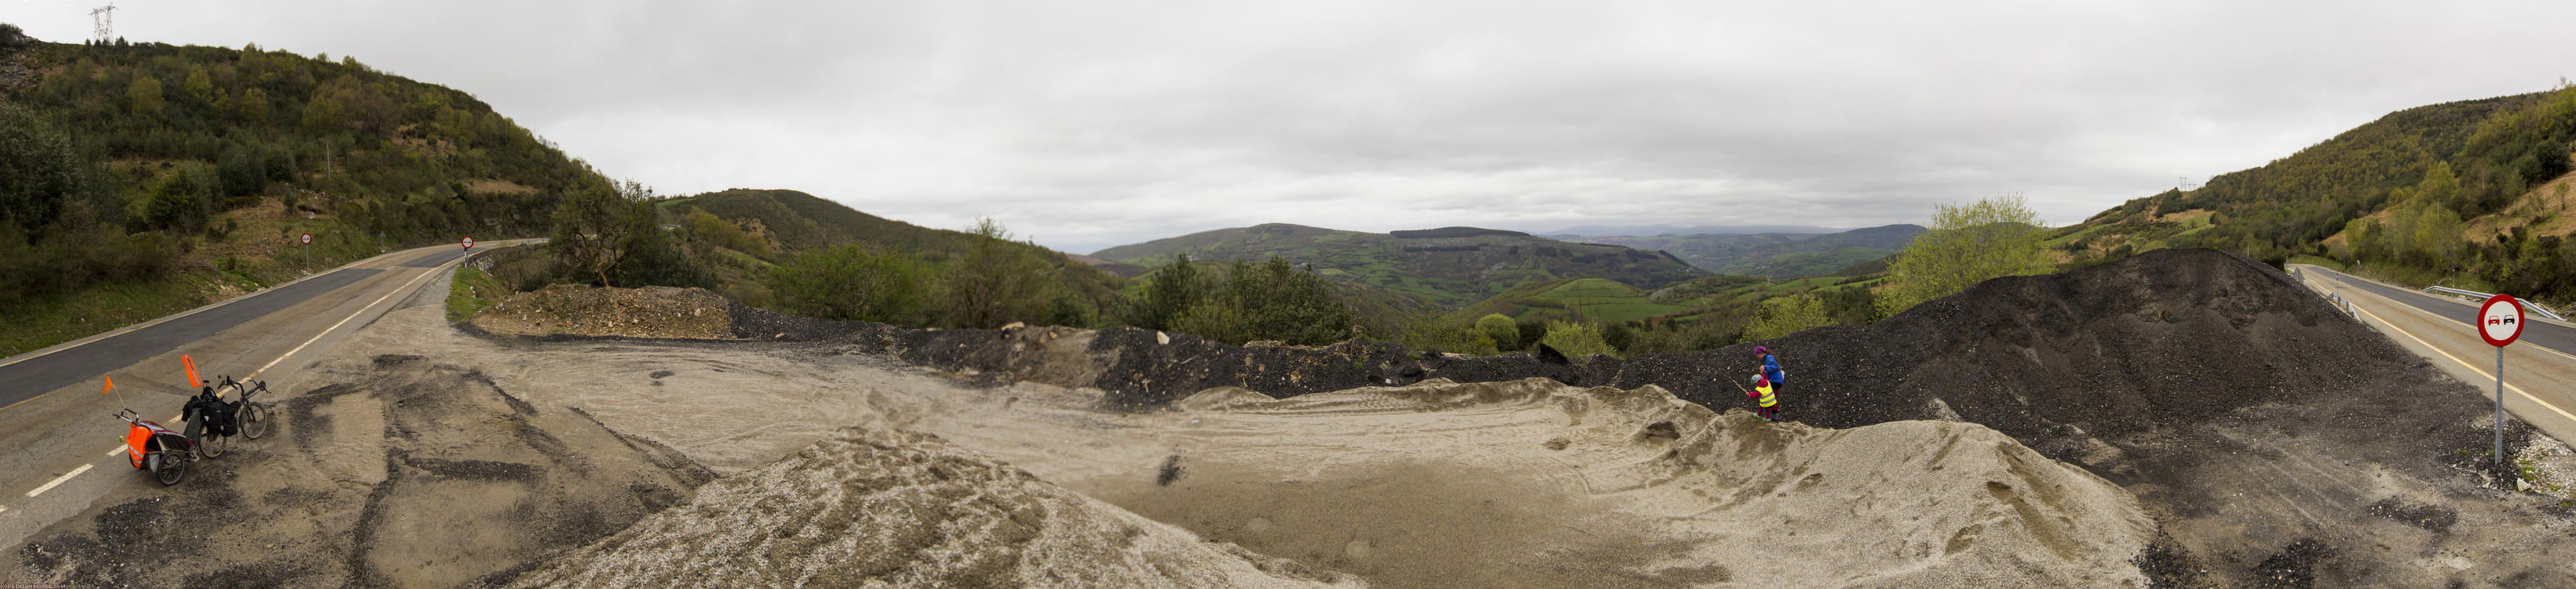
[1747,374,1778,421]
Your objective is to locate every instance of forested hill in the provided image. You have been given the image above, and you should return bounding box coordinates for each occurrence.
[2053,87,2576,302]
[1091,223,1708,309]
[1558,224,1925,278]
[0,25,605,355]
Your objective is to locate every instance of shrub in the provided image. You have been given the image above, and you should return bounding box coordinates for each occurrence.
[1474,313,1519,351]
[1539,320,1616,359]
[767,244,929,325]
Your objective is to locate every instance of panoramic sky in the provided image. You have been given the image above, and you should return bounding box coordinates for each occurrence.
[8,1,2576,253]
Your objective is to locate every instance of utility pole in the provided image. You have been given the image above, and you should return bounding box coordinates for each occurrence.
[89,3,116,43]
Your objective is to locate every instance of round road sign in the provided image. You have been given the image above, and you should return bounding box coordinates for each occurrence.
[2480,294,2524,348]
[462,236,475,250]
[299,233,312,245]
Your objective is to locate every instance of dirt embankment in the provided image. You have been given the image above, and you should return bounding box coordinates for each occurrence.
[14,356,714,588]
[469,284,734,339]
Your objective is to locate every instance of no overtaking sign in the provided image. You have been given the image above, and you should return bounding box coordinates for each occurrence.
[2480,294,2523,347]
[2480,294,2522,464]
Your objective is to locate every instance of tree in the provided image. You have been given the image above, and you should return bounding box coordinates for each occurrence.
[0,102,107,236]
[126,75,164,118]
[1740,293,1831,342]
[942,217,1054,328]
[1232,257,1357,345]
[239,88,271,124]
[550,180,644,285]
[1130,254,1203,331]
[182,66,214,105]
[1876,194,2049,317]
[1474,313,1520,351]
[769,244,927,324]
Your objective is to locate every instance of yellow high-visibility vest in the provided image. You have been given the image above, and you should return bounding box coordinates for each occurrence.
[1754,383,1776,407]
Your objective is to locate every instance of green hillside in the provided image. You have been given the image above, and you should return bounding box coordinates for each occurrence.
[1555,224,1924,278]
[655,188,1127,323]
[2058,87,2576,303]
[1092,223,1708,308]
[0,27,600,356]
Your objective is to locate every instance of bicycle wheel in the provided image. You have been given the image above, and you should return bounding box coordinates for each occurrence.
[200,433,227,458]
[241,403,270,440]
[152,454,185,486]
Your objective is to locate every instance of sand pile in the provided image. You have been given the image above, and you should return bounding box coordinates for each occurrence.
[778,248,2576,587]
[1040,378,2153,589]
[502,427,1364,589]
[13,355,712,588]
[470,284,733,339]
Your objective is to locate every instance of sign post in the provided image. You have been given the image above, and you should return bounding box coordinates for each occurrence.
[2479,294,2524,465]
[300,233,313,273]
[462,236,475,250]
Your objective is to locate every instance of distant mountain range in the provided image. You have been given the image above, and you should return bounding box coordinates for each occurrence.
[1552,225,1924,278]
[1538,223,1846,237]
[1091,224,1707,310]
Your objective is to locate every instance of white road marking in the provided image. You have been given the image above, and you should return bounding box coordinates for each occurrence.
[24,464,91,498]
[4,247,472,512]
[2350,302,2576,424]
[251,253,457,378]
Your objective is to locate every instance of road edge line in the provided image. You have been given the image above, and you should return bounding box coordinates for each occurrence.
[2350,303,2576,424]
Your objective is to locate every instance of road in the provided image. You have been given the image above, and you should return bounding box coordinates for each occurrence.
[2291,264,2576,447]
[0,241,518,551]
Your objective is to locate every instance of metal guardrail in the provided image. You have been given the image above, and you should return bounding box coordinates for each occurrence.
[2421,286,2566,322]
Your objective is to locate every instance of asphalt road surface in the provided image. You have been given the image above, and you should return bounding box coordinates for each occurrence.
[0,241,512,551]
[2292,264,2576,446]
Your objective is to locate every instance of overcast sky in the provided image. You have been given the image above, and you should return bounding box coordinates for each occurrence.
[8,1,2576,253]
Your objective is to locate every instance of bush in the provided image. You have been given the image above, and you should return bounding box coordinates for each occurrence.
[767,244,929,324]
[1538,320,1617,359]
[1740,294,1831,342]
[1474,313,1519,351]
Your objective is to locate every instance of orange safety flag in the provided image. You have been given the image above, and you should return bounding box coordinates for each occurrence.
[102,375,113,395]
[183,354,200,387]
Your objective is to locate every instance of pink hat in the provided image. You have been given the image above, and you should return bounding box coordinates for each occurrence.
[1755,346,1768,355]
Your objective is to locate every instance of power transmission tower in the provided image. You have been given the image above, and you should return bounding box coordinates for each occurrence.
[89,3,115,43]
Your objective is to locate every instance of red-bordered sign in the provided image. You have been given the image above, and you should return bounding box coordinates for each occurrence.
[299,233,312,245]
[462,236,475,250]
[2480,294,2524,348]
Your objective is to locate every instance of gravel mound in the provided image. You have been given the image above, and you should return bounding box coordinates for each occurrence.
[471,284,734,339]
[500,427,1364,589]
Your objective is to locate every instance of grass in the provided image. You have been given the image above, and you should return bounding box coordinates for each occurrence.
[2286,255,2346,271]
[0,272,254,359]
[446,267,508,322]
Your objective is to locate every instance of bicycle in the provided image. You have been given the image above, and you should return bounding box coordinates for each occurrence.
[211,375,274,441]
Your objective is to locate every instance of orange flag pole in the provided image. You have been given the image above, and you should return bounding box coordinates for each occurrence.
[183,354,200,387]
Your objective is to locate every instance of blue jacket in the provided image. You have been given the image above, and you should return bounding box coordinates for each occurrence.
[1762,354,1785,385]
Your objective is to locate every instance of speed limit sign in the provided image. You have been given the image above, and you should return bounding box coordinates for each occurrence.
[299,233,312,245]
[462,236,475,250]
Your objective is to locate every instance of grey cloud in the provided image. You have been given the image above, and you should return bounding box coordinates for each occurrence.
[24,1,2576,250]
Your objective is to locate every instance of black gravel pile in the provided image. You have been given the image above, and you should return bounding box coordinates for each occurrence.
[745,248,2481,465]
